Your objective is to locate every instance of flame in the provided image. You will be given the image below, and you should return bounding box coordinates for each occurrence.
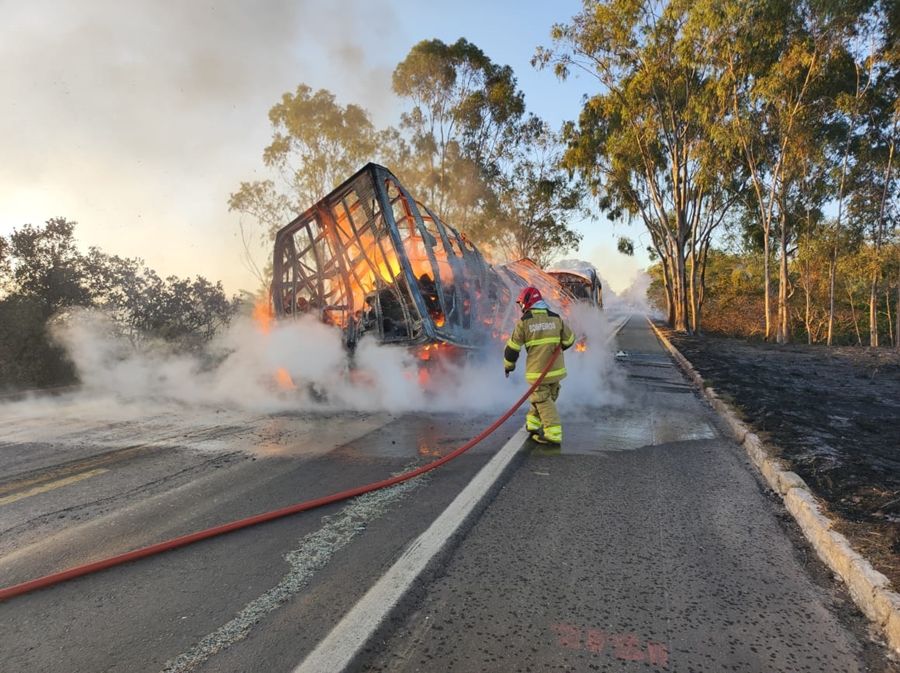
[418,444,442,458]
[275,368,296,390]
[253,296,274,334]
[418,366,431,387]
[415,342,457,362]
[575,339,588,352]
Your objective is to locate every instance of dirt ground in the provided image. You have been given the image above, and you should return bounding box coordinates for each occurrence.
[663,329,900,592]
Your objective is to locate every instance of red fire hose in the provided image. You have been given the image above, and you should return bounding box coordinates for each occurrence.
[0,348,562,602]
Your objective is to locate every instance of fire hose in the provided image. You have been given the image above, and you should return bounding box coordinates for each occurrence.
[0,346,562,602]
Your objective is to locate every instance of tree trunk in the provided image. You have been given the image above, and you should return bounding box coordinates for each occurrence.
[689,247,699,334]
[763,225,772,340]
[777,223,790,344]
[869,271,879,347]
[896,275,899,351]
[804,275,812,344]
[848,287,862,346]
[673,247,690,333]
[660,255,674,326]
[886,285,894,348]
[697,242,709,337]
[827,244,837,346]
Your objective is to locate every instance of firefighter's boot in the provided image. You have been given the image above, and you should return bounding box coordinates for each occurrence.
[543,424,563,445]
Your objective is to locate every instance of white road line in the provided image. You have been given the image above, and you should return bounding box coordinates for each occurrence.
[293,314,626,672]
[292,428,529,673]
[160,465,424,673]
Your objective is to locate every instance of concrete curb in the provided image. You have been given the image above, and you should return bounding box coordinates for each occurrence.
[647,317,900,655]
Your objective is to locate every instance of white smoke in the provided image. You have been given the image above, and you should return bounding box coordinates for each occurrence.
[558,303,625,409]
[610,270,659,318]
[31,306,622,416]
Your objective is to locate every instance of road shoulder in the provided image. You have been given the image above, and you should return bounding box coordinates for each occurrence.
[649,317,900,656]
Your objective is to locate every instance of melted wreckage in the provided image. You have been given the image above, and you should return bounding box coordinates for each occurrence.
[272,163,601,352]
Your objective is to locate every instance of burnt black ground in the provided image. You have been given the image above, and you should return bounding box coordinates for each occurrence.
[664,329,900,591]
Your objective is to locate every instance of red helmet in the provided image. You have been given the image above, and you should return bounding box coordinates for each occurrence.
[516,286,543,311]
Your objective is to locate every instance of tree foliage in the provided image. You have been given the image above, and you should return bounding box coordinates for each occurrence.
[0,219,238,390]
[537,0,897,341]
[477,121,584,266]
[536,0,741,333]
[392,38,526,228]
[231,38,584,280]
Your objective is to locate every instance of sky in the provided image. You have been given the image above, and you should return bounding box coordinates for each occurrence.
[0,0,651,296]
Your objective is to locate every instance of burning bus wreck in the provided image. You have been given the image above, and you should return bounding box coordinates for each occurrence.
[272,163,594,354]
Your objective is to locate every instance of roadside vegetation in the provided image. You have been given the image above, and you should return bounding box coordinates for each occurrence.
[537,0,898,345]
[0,218,239,391]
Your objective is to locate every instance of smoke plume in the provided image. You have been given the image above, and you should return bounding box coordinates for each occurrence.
[26,306,623,417]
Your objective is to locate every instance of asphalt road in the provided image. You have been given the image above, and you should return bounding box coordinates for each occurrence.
[356,317,897,673]
[0,315,896,673]
[0,398,514,672]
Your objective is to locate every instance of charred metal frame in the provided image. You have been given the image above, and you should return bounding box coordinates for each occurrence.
[272,164,596,350]
[274,164,512,348]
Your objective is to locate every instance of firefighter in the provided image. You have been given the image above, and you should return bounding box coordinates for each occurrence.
[503,286,576,445]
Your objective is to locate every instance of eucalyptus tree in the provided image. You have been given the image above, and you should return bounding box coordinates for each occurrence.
[536,0,738,332]
[699,0,874,342]
[228,85,383,285]
[486,119,585,266]
[847,106,898,346]
[392,38,526,231]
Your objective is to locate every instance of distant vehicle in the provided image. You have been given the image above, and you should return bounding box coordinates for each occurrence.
[272,163,581,350]
[547,261,603,310]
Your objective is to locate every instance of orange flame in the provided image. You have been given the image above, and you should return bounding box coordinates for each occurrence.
[418,366,431,387]
[415,342,457,362]
[575,340,588,352]
[253,296,274,334]
[275,368,296,390]
[418,444,442,458]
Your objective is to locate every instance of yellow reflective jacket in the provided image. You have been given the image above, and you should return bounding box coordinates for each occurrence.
[503,308,576,383]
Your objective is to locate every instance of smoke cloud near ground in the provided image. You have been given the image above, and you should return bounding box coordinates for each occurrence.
[3,306,624,418]
[558,303,624,409]
[609,270,660,319]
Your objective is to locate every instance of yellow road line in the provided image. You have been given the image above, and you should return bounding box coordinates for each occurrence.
[0,468,109,506]
[0,446,148,496]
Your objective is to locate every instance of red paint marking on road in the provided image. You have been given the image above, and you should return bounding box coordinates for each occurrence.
[551,623,670,669]
[610,633,645,662]
[551,623,582,650]
[647,640,670,668]
[586,628,606,653]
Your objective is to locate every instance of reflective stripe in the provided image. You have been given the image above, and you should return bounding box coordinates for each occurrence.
[505,339,522,352]
[530,309,547,314]
[525,414,541,430]
[503,359,515,369]
[544,425,562,442]
[525,367,567,381]
[524,337,561,347]
[561,334,576,347]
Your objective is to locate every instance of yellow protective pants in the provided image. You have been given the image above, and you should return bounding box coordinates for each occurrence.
[527,382,562,443]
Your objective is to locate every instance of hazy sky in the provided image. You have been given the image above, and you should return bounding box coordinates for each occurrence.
[0,0,650,295]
